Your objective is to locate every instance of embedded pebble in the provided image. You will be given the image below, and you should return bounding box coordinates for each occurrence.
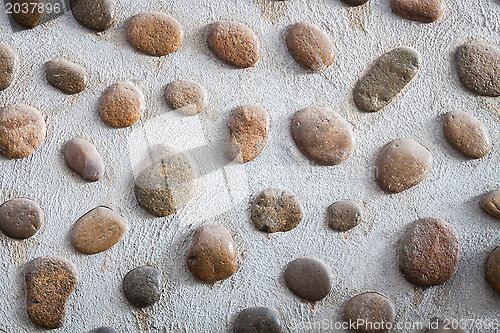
[327,200,361,232]
[0,43,17,91]
[234,307,282,333]
[225,105,270,164]
[251,188,303,233]
[186,224,238,283]
[486,247,500,296]
[127,12,183,56]
[291,106,354,166]
[427,321,469,332]
[46,59,88,94]
[25,256,78,329]
[341,0,369,6]
[0,198,43,239]
[391,0,445,23]
[164,79,207,116]
[94,328,118,333]
[353,47,420,112]
[207,21,261,68]
[98,82,144,128]
[122,266,161,308]
[376,138,432,193]
[285,22,335,72]
[284,257,332,302]
[70,0,116,31]
[480,189,500,219]
[71,206,127,254]
[0,104,47,159]
[399,217,460,287]
[11,0,44,28]
[64,138,105,182]
[344,292,396,333]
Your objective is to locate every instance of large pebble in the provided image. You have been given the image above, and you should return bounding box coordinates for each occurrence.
[46,59,88,94]
[399,217,460,287]
[284,257,332,302]
[164,79,207,116]
[64,138,105,182]
[0,198,43,239]
[234,307,282,333]
[98,82,144,128]
[353,47,420,112]
[70,0,116,31]
[480,189,500,219]
[327,200,361,232]
[344,292,395,333]
[25,256,78,329]
[486,247,500,296]
[391,0,445,23]
[186,224,238,283]
[11,0,44,28]
[0,43,17,91]
[122,266,161,308]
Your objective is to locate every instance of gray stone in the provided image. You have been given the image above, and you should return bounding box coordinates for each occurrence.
[234,307,282,333]
[284,257,332,302]
[122,266,161,308]
[0,198,43,239]
[327,200,361,232]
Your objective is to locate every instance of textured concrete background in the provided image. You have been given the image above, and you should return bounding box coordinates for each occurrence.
[0,0,498,331]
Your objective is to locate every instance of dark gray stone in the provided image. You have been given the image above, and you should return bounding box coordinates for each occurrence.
[123,266,161,308]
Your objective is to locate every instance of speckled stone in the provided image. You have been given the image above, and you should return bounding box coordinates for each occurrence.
[285,22,335,72]
[291,106,354,166]
[64,138,105,182]
[70,0,116,31]
[225,105,270,164]
[207,21,261,68]
[284,257,332,302]
[391,0,445,23]
[376,138,433,193]
[98,82,144,128]
[25,256,78,329]
[344,292,396,333]
[480,189,500,219]
[327,200,361,232]
[94,327,118,333]
[0,104,47,159]
[340,0,369,6]
[186,224,238,283]
[134,144,198,217]
[11,0,44,28]
[399,217,460,287]
[164,79,207,116]
[234,307,282,333]
[122,266,161,308]
[0,43,17,91]
[71,206,127,254]
[127,12,183,56]
[0,198,43,239]
[46,59,88,94]
[427,321,469,332]
[486,247,500,296]
[455,40,500,97]
[251,188,303,233]
[353,47,420,112]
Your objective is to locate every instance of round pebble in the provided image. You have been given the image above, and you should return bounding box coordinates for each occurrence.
[70,0,116,31]
[98,82,144,128]
[46,59,88,94]
[234,307,282,333]
[344,292,396,333]
[123,266,161,308]
[327,200,361,232]
[64,138,105,182]
[480,188,500,219]
[0,43,17,91]
[391,0,445,23]
[0,198,43,239]
[284,257,333,302]
[164,79,207,116]
[11,0,44,28]
[486,247,500,296]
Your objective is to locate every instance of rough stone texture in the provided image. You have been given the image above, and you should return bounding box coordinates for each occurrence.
[480,188,500,219]
[426,321,469,332]
[486,247,500,296]
[0,198,43,239]
[98,82,144,128]
[70,0,116,31]
[46,59,88,94]
[11,0,44,28]
[340,0,369,7]
[284,257,333,302]
[327,199,362,232]
[64,138,105,182]
[390,0,445,23]
[344,292,395,333]
[122,266,161,308]
[0,43,16,91]
[164,79,207,116]
[234,307,282,333]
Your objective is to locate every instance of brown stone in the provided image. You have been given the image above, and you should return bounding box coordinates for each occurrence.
[64,138,105,182]
[344,292,396,333]
[0,198,43,239]
[486,247,500,296]
[327,200,361,232]
[0,43,17,91]
[98,82,144,128]
[11,0,44,28]
[234,307,282,333]
[480,189,500,219]
[341,0,369,6]
[164,79,207,116]
[284,257,332,302]
[391,0,445,23]
[70,0,116,32]
[46,59,88,95]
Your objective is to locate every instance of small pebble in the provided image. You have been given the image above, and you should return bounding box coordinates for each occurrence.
[234,307,282,333]
[391,0,445,23]
[344,292,395,333]
[11,0,44,28]
[0,198,43,239]
[427,321,469,332]
[341,0,369,6]
[122,266,161,308]
[164,79,207,116]
[98,82,144,128]
[46,59,88,94]
[284,257,332,302]
[486,247,500,296]
[94,328,118,333]
[480,189,500,219]
[327,200,361,232]
[0,43,17,91]
[70,0,116,31]
[64,138,105,182]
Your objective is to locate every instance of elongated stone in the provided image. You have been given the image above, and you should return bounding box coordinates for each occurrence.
[46,59,88,94]
[486,247,500,296]
[481,189,500,219]
[64,138,105,182]
[391,0,445,23]
[0,43,17,91]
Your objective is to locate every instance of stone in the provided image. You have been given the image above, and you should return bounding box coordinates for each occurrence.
[376,138,432,193]
[11,0,44,28]
[442,110,491,159]
[126,12,183,57]
[353,47,420,112]
[0,198,43,239]
[46,59,88,94]
[284,257,332,302]
[340,0,369,6]
[98,82,144,128]
[164,79,207,116]
[71,206,127,254]
[486,247,500,296]
[480,189,500,219]
[225,105,270,164]
[64,138,105,182]
[0,43,17,91]
[391,0,445,23]
[285,22,335,72]
[94,328,118,333]
[186,224,238,283]
[70,0,116,31]
[251,188,303,233]
[455,40,500,97]
[344,292,396,333]
[207,21,261,68]
[134,144,198,217]
[291,106,354,166]
[327,200,361,232]
[122,266,161,308]
[399,217,460,287]
[0,104,47,159]
[234,307,282,333]
[427,321,469,332]
[25,256,78,329]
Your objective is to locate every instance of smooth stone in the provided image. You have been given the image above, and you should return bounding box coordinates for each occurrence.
[285,22,335,72]
[134,144,198,217]
[251,188,303,233]
[455,40,500,97]
[186,224,238,283]
[46,59,88,94]
[122,266,161,308]
[376,138,432,193]
[284,257,332,302]
[164,79,207,116]
[486,247,500,296]
[481,189,500,219]
[94,327,118,333]
[64,138,105,182]
[0,198,43,239]
[11,0,44,28]
[234,307,282,333]
[207,21,261,68]
[391,0,445,23]
[353,47,420,112]
[98,82,144,128]
[25,256,78,329]
[0,104,47,159]
[427,321,469,332]
[70,0,116,31]
[126,12,183,57]
[399,217,460,287]
[344,292,396,333]
[71,206,127,254]
[327,200,361,232]
[291,106,354,166]
[225,105,270,164]
[0,43,17,91]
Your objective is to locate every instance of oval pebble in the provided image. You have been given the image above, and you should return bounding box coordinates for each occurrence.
[486,247,500,296]
[122,266,161,308]
[284,257,333,302]
[70,0,116,31]
[46,59,88,94]
[327,200,361,232]
[234,307,282,333]
[480,189,500,219]
[164,79,207,116]
[391,0,445,23]
[0,43,17,91]
[98,82,144,128]
[64,138,105,182]
[0,198,43,239]
[344,292,395,333]
[11,0,44,28]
